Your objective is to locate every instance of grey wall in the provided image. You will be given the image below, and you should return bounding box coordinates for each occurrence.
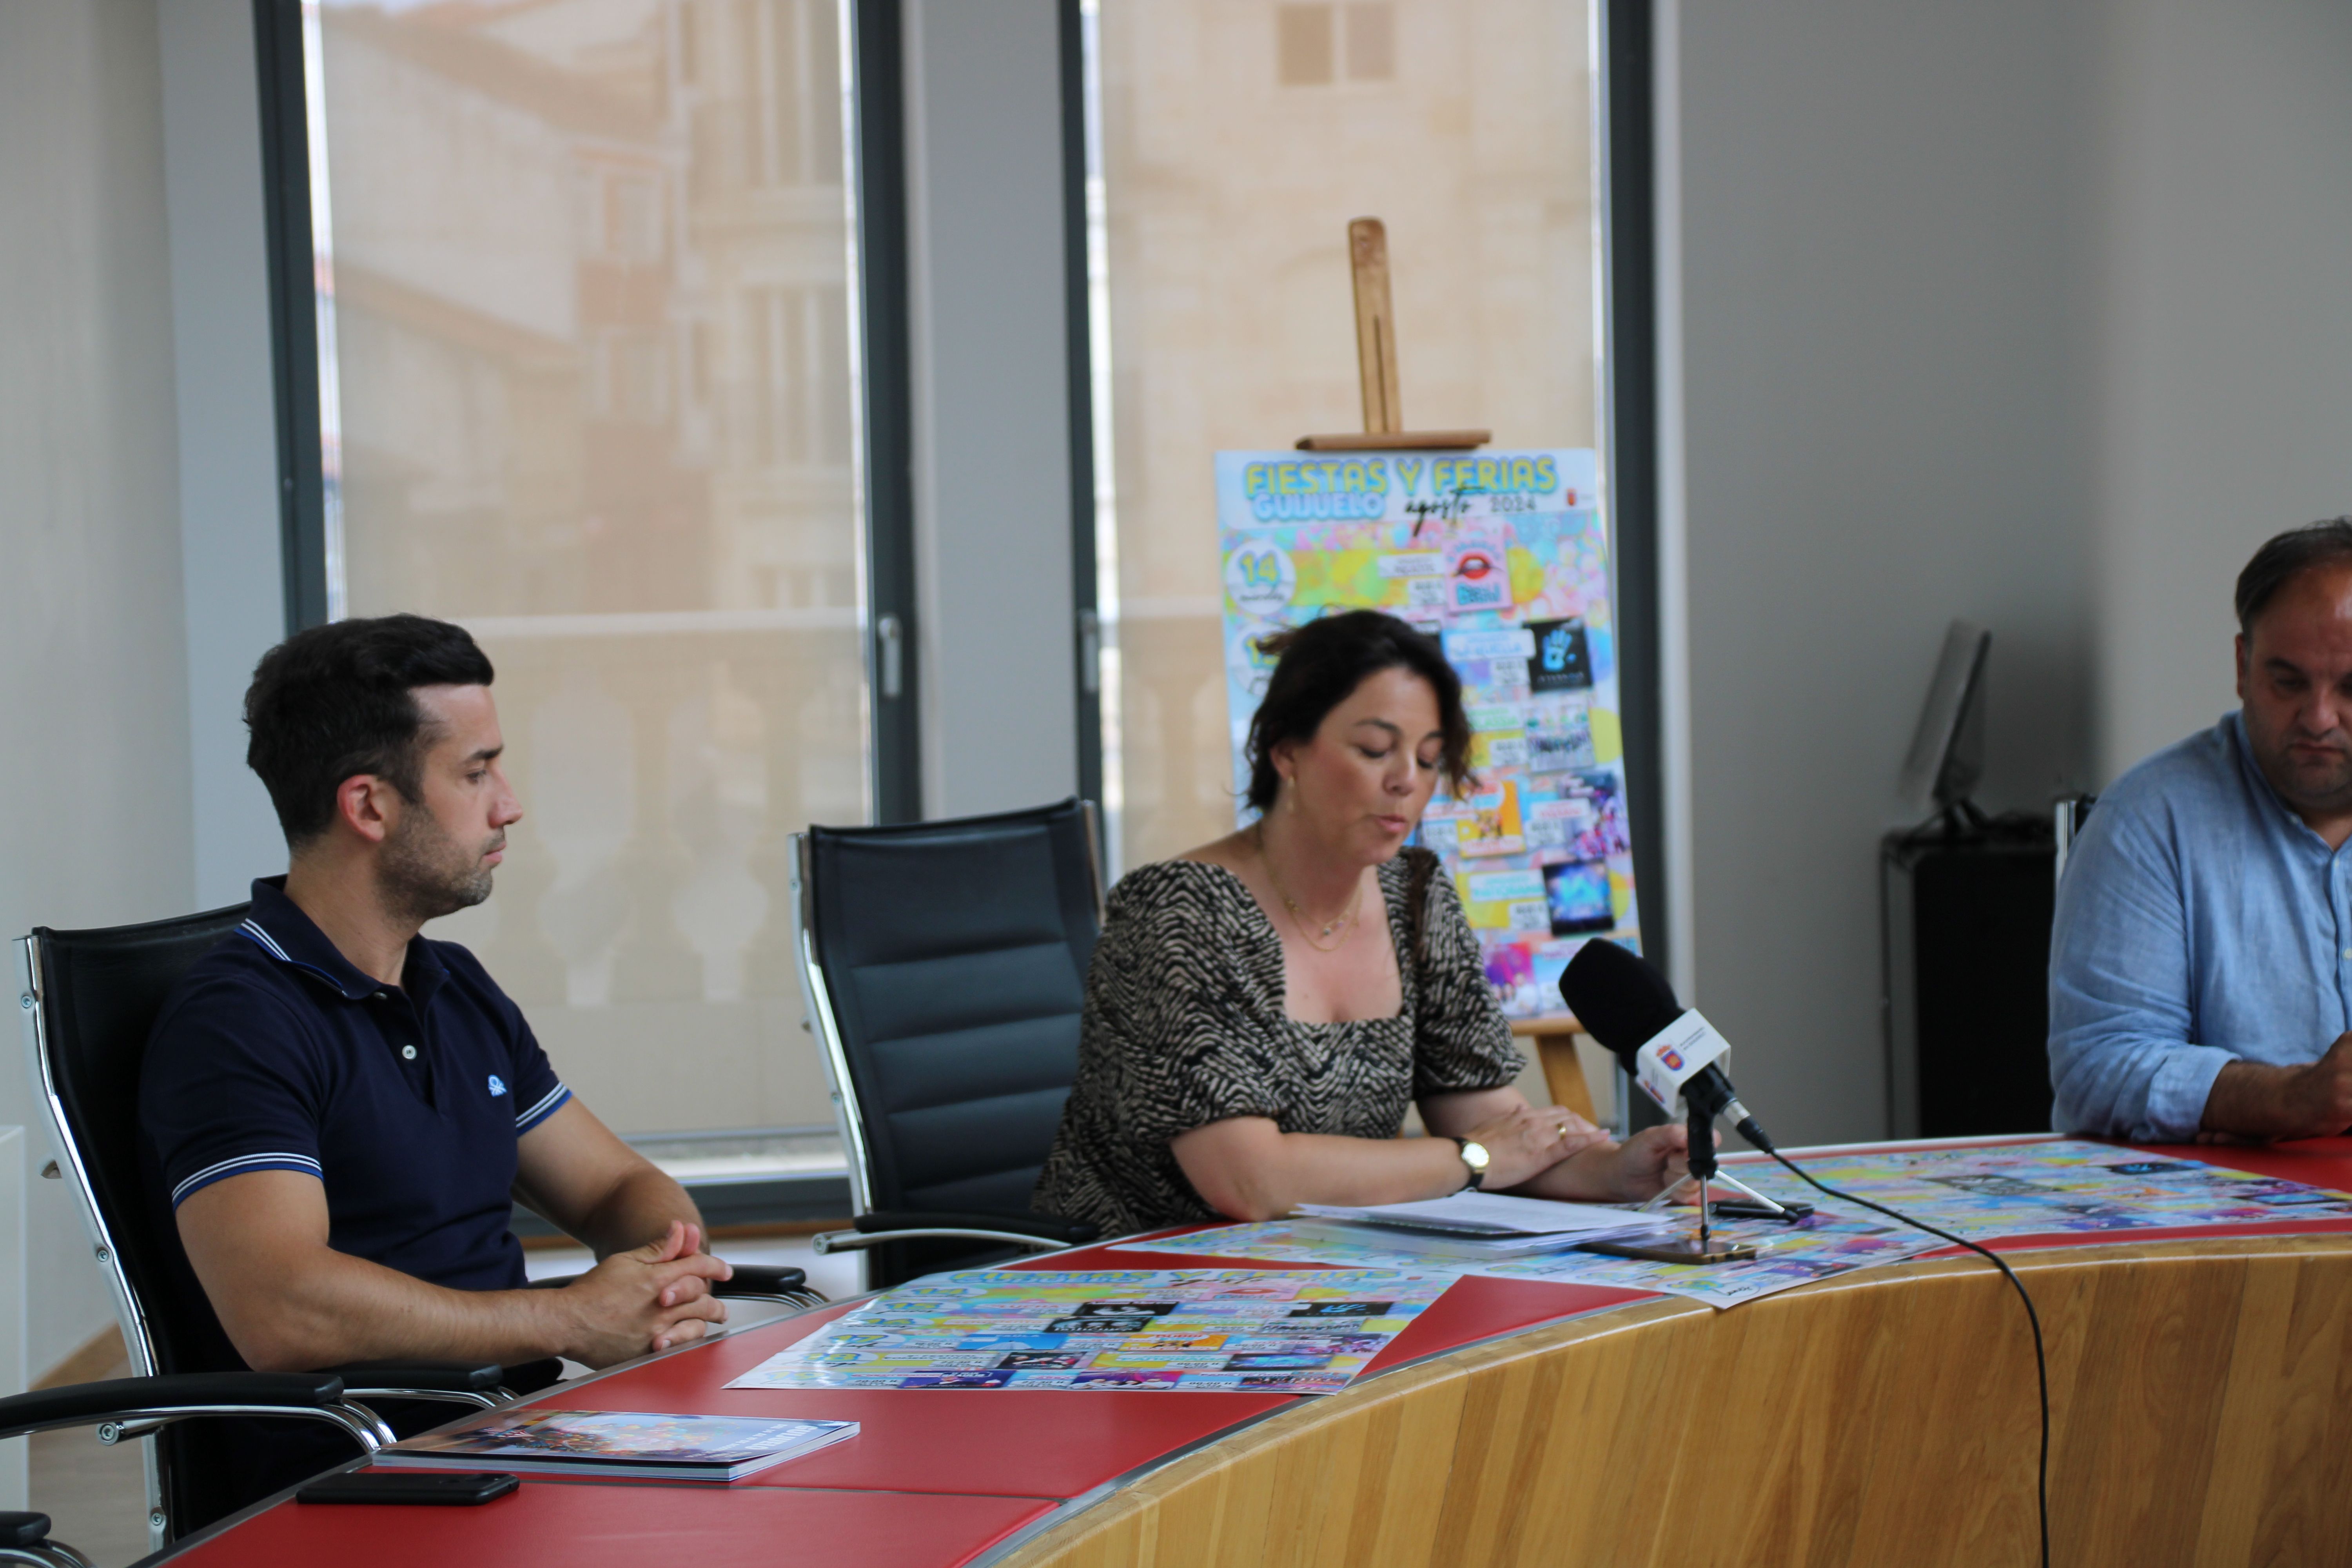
[902,0,1081,820]
[2085,0,2352,781]
[159,0,293,906]
[1670,0,2100,1145]
[0,0,195,1379]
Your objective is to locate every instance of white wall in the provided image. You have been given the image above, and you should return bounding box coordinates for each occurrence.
[0,0,195,1378]
[159,0,294,906]
[2085,0,2352,781]
[903,0,1082,820]
[1669,0,2099,1144]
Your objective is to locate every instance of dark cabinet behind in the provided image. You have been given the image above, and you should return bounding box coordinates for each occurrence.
[1882,820,2058,1138]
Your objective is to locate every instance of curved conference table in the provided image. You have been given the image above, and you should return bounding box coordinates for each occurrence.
[151,1135,2352,1568]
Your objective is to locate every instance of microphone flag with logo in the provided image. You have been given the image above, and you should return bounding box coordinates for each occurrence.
[1558,939,1774,1152]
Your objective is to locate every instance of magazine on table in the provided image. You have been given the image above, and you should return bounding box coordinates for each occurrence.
[377,1408,858,1482]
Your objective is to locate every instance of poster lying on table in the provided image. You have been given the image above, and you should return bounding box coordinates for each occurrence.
[1117,1212,1942,1312]
[724,1269,1453,1394]
[1217,449,1637,1014]
[1722,1140,2352,1238]
[1116,1142,2352,1310]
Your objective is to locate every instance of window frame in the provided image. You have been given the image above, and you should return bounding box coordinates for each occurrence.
[250,0,923,819]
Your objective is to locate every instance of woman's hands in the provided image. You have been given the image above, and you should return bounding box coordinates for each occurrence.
[1592,1122,1692,1201]
[1504,1119,1698,1204]
[1174,1094,1610,1221]
[1461,1101,1610,1190]
[1171,1093,1679,1221]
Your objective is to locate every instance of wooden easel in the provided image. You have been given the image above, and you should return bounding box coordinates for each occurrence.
[1298,218,1490,453]
[1298,219,1603,1124]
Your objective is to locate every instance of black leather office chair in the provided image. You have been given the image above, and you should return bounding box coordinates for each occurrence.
[13,907,462,1544]
[794,799,1104,1289]
[15,907,814,1547]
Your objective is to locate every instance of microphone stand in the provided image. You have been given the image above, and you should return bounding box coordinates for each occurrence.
[1634,1113,1799,1220]
[1583,1098,1768,1266]
[1690,1098,1714,1253]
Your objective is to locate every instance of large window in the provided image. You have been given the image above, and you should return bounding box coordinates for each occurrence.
[297,0,868,1137]
[1087,0,1605,875]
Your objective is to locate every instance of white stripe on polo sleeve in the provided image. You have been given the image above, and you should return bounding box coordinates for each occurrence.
[514,1083,572,1133]
[170,1151,325,1207]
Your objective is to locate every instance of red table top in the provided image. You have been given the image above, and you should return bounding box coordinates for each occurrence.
[160,1135,2352,1566]
[156,1471,1058,1568]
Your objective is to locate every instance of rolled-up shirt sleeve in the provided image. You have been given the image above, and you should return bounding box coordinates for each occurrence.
[2047,802,2234,1141]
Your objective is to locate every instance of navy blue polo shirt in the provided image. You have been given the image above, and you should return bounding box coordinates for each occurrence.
[140,877,571,1306]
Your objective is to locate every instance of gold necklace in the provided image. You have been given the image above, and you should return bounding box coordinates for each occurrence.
[1255,824,1363,952]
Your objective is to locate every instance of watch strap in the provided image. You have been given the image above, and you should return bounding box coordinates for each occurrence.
[1448,1136,1486,1192]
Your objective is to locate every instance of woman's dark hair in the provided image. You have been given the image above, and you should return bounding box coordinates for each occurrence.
[1243,610,1473,812]
[244,614,496,847]
[2237,517,2352,633]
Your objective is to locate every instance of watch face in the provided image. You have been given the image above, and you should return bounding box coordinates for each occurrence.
[1461,1140,1491,1171]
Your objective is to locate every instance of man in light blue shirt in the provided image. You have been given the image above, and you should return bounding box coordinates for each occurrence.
[2052,519,2352,1142]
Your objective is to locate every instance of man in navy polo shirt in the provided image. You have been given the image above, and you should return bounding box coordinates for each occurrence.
[141,615,732,1514]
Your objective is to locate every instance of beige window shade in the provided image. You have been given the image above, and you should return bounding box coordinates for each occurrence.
[315,0,864,1135]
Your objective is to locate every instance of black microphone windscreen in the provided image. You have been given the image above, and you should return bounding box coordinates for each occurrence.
[1559,939,1683,1064]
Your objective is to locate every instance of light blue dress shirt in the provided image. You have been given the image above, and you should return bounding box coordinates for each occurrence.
[2050,711,2352,1140]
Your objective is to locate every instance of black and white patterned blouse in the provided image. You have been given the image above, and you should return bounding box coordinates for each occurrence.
[1033,848,1525,1236]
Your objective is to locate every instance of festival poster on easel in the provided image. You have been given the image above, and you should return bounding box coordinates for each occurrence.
[1216,448,1639,1017]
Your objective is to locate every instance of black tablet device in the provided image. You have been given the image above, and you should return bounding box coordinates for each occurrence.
[296,1471,519,1506]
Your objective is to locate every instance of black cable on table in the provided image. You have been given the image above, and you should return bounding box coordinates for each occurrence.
[1758,1147,2050,1568]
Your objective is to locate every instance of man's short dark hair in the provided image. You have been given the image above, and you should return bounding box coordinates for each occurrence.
[1243,610,1474,812]
[245,615,495,847]
[2236,518,2352,635]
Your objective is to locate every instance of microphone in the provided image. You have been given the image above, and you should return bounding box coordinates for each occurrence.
[1558,939,1775,1153]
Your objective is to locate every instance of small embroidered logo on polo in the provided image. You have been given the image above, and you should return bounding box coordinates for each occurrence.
[487,1074,508,1098]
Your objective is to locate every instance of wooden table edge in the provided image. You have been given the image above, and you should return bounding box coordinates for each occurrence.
[973,1228,2352,1567]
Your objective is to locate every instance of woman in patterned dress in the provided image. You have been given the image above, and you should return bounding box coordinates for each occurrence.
[1036,610,1690,1236]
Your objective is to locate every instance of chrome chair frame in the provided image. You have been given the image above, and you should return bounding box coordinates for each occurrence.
[789,801,1106,1286]
[2053,794,2097,890]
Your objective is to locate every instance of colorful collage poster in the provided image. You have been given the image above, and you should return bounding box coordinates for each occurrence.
[1217,448,1637,1016]
[724,1269,1452,1394]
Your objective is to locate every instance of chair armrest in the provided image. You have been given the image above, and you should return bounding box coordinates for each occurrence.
[712,1265,810,1301]
[813,1211,1102,1257]
[0,1516,51,1552]
[0,1372,344,1437]
[0,1512,86,1568]
[526,1266,817,1304]
[325,1359,509,1408]
[854,1211,1100,1245]
[322,1360,506,1394]
[0,1372,390,1452]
